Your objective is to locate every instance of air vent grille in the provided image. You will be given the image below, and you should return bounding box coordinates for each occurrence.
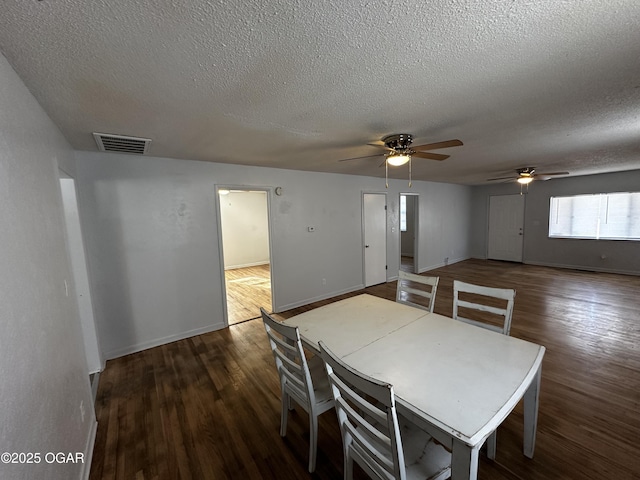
[93,133,151,155]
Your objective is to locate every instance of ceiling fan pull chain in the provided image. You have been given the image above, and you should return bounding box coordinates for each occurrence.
[385,159,389,188]
[408,156,412,188]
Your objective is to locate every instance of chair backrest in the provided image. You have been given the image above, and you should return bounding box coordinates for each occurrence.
[396,271,439,313]
[319,341,406,480]
[261,308,316,411]
[452,280,516,335]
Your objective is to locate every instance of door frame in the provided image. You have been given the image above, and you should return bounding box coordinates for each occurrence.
[400,192,419,273]
[59,175,103,375]
[362,191,388,287]
[215,185,276,326]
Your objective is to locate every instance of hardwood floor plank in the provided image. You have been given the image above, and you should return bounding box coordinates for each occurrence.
[225,264,272,325]
[91,260,640,480]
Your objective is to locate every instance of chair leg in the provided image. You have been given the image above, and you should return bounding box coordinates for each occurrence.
[486,430,497,460]
[308,410,318,472]
[280,392,289,437]
[344,453,353,480]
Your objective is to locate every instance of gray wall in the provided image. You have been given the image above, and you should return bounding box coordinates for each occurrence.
[0,54,95,479]
[471,170,640,274]
[75,152,473,359]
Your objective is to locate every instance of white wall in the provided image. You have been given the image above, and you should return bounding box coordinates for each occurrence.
[0,54,95,480]
[220,191,269,269]
[471,170,640,274]
[418,182,473,270]
[75,152,473,359]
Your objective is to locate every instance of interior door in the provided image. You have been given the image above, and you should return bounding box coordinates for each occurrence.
[488,194,525,262]
[363,193,387,286]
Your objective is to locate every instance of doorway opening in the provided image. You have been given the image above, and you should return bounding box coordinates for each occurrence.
[218,187,274,325]
[400,193,419,273]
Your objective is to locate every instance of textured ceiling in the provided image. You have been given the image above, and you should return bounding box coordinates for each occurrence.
[1,0,639,185]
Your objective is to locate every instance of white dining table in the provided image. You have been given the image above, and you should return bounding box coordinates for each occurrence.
[286,294,545,480]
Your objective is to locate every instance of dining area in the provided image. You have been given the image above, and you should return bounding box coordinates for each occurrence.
[262,271,545,480]
[89,259,640,480]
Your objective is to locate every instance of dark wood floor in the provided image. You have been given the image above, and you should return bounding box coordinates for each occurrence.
[400,255,415,272]
[90,260,640,480]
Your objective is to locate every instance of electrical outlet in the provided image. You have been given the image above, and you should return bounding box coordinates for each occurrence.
[322,278,326,285]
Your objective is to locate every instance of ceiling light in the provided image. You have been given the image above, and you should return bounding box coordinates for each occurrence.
[387,154,411,166]
[517,176,533,185]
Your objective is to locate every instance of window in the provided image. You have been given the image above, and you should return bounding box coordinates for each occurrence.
[549,192,640,240]
[400,195,407,232]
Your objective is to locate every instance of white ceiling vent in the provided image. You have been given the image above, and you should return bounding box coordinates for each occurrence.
[93,133,151,155]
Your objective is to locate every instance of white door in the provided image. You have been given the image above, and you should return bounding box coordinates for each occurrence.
[363,193,387,286]
[488,194,525,262]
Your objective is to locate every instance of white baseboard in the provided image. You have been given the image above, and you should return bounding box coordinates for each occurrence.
[90,372,100,405]
[80,417,97,480]
[524,260,640,276]
[277,256,474,314]
[275,284,365,313]
[466,256,639,276]
[104,322,226,360]
[224,261,269,270]
[419,255,470,273]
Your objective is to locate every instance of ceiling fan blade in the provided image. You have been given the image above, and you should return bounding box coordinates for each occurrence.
[487,176,518,181]
[535,171,570,176]
[367,142,395,152]
[338,154,382,162]
[412,151,449,161]
[412,139,463,151]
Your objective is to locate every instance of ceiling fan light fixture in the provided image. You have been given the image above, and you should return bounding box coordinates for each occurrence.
[517,176,533,185]
[387,154,411,166]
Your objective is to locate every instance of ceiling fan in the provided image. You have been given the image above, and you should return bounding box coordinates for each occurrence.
[339,134,463,187]
[487,167,570,184]
[339,134,463,166]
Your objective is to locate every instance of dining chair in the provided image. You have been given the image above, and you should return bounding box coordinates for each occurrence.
[261,308,335,472]
[452,280,516,335]
[396,271,440,313]
[319,341,452,480]
[452,280,516,458]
